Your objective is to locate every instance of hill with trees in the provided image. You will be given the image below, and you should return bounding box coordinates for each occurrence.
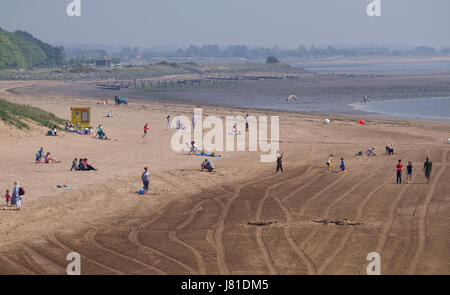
[0,28,64,69]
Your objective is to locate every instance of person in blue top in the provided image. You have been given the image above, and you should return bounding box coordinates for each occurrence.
[97,124,106,139]
[35,147,44,163]
[340,157,346,172]
[406,161,413,184]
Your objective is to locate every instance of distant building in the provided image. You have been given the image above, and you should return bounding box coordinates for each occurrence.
[96,57,112,67]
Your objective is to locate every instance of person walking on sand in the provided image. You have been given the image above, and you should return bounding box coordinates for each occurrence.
[326,154,333,173]
[167,115,171,130]
[276,151,283,173]
[396,159,403,184]
[423,157,432,184]
[12,181,21,211]
[406,161,413,184]
[143,123,150,138]
[142,167,150,193]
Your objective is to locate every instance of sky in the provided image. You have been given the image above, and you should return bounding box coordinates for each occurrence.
[0,0,449,49]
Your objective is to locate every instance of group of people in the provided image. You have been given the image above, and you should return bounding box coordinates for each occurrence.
[396,157,433,184]
[3,181,23,211]
[35,147,58,164]
[326,154,347,173]
[46,125,58,136]
[71,158,97,171]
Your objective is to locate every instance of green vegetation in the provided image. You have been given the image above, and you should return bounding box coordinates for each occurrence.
[0,98,66,130]
[266,56,280,64]
[0,28,64,69]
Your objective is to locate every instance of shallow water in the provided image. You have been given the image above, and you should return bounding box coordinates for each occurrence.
[350,97,450,121]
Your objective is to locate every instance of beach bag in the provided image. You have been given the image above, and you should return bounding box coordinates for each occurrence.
[139,188,145,195]
[19,187,25,196]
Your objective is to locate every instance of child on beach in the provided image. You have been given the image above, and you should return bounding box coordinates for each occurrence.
[4,189,11,206]
[326,154,333,172]
[396,159,403,184]
[44,152,57,164]
[407,161,413,184]
[143,123,150,138]
[35,147,44,162]
[340,158,346,172]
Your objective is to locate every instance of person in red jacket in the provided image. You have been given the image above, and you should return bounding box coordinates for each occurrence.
[396,159,403,184]
[143,123,150,138]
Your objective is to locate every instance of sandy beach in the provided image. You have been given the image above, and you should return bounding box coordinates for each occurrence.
[0,80,449,274]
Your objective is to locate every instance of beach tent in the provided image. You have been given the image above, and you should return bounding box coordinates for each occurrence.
[324,118,330,124]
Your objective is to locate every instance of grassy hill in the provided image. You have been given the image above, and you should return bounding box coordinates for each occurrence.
[0,98,66,130]
[0,28,64,69]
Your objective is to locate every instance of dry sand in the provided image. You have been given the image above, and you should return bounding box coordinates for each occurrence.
[0,80,449,274]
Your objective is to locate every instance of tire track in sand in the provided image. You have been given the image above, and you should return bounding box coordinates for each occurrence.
[214,173,283,274]
[49,233,124,274]
[407,150,448,274]
[84,228,166,274]
[168,200,209,274]
[254,166,313,275]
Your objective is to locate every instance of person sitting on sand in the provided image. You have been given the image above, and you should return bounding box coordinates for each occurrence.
[44,152,57,164]
[78,158,86,170]
[107,111,113,118]
[201,159,214,172]
[35,147,44,163]
[232,124,241,135]
[82,159,97,171]
[4,189,11,206]
[366,147,376,156]
[97,125,106,139]
[47,125,57,136]
[70,158,78,171]
[386,144,394,155]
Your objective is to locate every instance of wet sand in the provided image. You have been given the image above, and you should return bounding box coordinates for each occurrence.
[0,80,449,274]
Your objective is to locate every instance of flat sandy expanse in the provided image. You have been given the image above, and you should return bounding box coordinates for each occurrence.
[0,80,449,274]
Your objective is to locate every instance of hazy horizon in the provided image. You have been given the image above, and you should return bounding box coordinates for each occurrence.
[1,0,450,49]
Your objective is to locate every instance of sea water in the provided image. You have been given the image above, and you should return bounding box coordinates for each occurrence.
[350,97,450,121]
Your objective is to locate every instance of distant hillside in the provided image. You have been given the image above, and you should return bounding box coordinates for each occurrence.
[0,28,64,69]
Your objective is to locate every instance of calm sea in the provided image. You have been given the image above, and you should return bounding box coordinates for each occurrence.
[350,97,450,121]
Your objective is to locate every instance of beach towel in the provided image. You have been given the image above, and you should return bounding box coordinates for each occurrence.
[195,153,221,157]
